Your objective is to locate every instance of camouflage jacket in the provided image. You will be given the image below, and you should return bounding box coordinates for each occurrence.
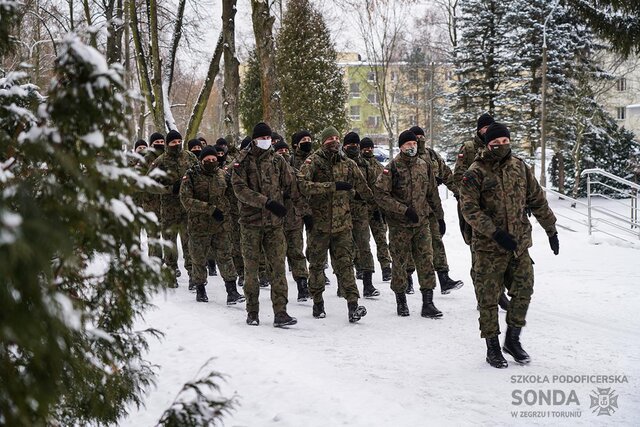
[147,149,199,210]
[346,152,376,220]
[419,146,456,196]
[179,164,229,234]
[231,145,301,228]
[282,155,305,231]
[290,148,312,170]
[222,164,239,218]
[453,134,485,192]
[374,152,443,228]
[459,152,557,256]
[298,147,373,234]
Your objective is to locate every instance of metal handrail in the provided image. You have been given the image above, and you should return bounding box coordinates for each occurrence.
[581,168,640,191]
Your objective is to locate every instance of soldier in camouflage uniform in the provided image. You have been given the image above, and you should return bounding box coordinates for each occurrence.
[374,130,444,319]
[147,130,199,286]
[179,145,245,305]
[232,122,300,328]
[224,138,249,287]
[459,122,559,368]
[130,139,148,207]
[359,137,392,282]
[409,126,464,295]
[298,126,369,323]
[343,132,380,298]
[143,133,166,259]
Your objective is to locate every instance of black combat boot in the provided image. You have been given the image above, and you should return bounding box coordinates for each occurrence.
[437,271,464,294]
[175,268,181,278]
[324,271,331,286]
[356,269,363,280]
[405,272,415,294]
[246,311,259,326]
[381,266,392,282]
[225,280,245,305]
[237,274,244,287]
[274,311,297,327]
[188,281,196,291]
[195,284,208,303]
[348,301,367,323]
[498,292,510,311]
[503,326,531,364]
[395,292,410,316]
[420,289,443,318]
[362,271,380,298]
[259,276,271,288]
[296,277,310,302]
[313,301,326,318]
[207,260,217,276]
[486,336,508,368]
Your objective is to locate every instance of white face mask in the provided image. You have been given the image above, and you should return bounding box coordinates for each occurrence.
[255,138,272,150]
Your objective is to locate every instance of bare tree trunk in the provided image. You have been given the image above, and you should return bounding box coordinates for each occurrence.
[106,0,125,64]
[251,0,283,132]
[166,0,186,97]
[222,0,240,146]
[82,0,98,48]
[129,0,156,130]
[148,0,166,130]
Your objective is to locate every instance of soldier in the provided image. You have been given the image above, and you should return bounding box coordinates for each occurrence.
[232,122,299,327]
[179,146,245,305]
[147,129,199,286]
[459,122,559,368]
[274,140,312,302]
[409,126,464,295]
[298,126,369,323]
[374,130,444,319]
[343,132,380,298]
[143,132,165,259]
[187,138,203,157]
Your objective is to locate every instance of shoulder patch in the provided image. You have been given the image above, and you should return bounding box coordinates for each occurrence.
[383,168,390,175]
[182,175,188,181]
[462,171,479,187]
[234,162,240,168]
[305,158,312,164]
[458,152,464,158]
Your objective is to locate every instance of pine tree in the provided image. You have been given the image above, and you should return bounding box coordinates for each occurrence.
[239,49,263,134]
[276,0,348,137]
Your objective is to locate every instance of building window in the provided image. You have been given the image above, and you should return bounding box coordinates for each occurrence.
[617,107,626,120]
[350,105,361,121]
[350,82,360,98]
[367,116,381,128]
[367,71,376,83]
[616,77,627,92]
[367,93,378,104]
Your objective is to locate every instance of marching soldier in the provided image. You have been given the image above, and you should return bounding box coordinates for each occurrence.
[143,132,165,259]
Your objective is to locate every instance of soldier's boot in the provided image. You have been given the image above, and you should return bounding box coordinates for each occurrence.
[259,276,271,288]
[175,268,181,278]
[381,266,392,282]
[486,336,508,369]
[362,271,380,298]
[188,280,196,291]
[395,292,410,317]
[356,269,363,280]
[313,301,326,318]
[225,280,245,305]
[502,326,531,364]
[420,289,443,318]
[405,273,415,295]
[337,286,345,298]
[323,271,331,286]
[273,311,297,328]
[498,292,510,311]
[296,277,310,302]
[195,284,209,303]
[207,260,217,276]
[237,274,244,287]
[437,271,464,295]
[347,301,367,323]
[246,311,259,326]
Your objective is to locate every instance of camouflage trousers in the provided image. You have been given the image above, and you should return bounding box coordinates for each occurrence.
[161,204,191,275]
[229,214,244,276]
[240,225,289,314]
[388,223,436,293]
[189,226,237,284]
[308,229,360,304]
[369,214,391,269]
[473,249,534,338]
[428,214,449,272]
[352,209,375,273]
[285,226,308,280]
[144,195,163,259]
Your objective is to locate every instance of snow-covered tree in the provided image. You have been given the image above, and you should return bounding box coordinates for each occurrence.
[239,49,264,134]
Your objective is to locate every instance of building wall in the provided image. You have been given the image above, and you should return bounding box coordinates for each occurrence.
[599,56,640,140]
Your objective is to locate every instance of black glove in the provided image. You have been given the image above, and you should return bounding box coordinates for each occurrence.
[404,207,419,224]
[492,229,517,252]
[438,218,446,236]
[372,210,382,222]
[335,181,353,191]
[549,233,559,255]
[303,215,314,231]
[212,208,224,222]
[525,206,532,217]
[172,180,181,195]
[265,199,287,218]
[454,193,460,201]
[435,176,444,186]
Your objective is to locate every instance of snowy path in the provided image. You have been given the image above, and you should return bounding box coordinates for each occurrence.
[124,197,640,426]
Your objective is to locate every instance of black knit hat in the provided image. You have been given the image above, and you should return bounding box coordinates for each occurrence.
[274,140,289,151]
[360,137,374,149]
[292,130,312,147]
[271,132,283,143]
[188,139,202,151]
[252,122,272,139]
[198,136,208,145]
[214,145,226,154]
[134,139,147,149]
[343,131,360,146]
[149,132,164,144]
[483,122,511,145]
[200,146,218,160]
[477,113,495,131]
[166,129,182,144]
[215,137,228,146]
[240,136,252,149]
[409,126,425,137]
[398,130,417,147]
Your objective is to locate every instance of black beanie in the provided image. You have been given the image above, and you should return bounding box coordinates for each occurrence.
[409,126,425,137]
[198,136,208,145]
[215,137,228,146]
[274,140,289,151]
[134,139,147,149]
[149,132,164,144]
[271,132,283,143]
[252,122,272,139]
[360,137,374,149]
[240,136,252,149]
[166,129,182,143]
[483,122,511,145]
[200,146,218,160]
[477,113,495,131]
[398,130,417,147]
[188,139,202,151]
[292,130,312,147]
[343,131,360,146]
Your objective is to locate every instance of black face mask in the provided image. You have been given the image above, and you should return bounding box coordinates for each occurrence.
[345,146,359,157]
[167,144,181,156]
[362,151,374,158]
[191,149,202,156]
[299,142,312,153]
[153,144,165,153]
[202,161,217,173]
[217,155,227,166]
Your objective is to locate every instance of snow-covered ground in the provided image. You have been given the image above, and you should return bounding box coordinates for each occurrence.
[124,194,640,426]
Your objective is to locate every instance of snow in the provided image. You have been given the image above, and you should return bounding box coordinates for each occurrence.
[123,195,640,426]
[81,130,104,148]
